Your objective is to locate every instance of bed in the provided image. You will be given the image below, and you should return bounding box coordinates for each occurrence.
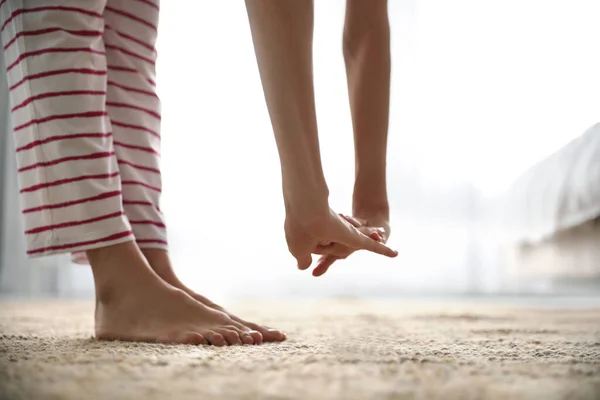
[496,123,600,279]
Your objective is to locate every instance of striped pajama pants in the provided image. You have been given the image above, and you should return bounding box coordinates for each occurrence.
[0,0,167,257]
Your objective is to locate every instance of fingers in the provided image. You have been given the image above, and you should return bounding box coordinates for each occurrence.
[358,233,398,257]
[288,211,395,277]
[339,214,362,228]
[313,255,337,277]
[341,215,383,237]
[369,231,383,242]
[314,242,352,258]
[339,214,386,242]
[335,219,397,257]
[314,219,392,259]
[296,254,312,270]
[355,217,368,226]
[358,226,384,242]
[312,232,388,277]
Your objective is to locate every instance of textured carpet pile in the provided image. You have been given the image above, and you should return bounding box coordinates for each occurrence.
[0,299,599,400]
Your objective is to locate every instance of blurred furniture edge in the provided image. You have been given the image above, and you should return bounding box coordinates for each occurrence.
[507,217,600,281]
[497,123,600,283]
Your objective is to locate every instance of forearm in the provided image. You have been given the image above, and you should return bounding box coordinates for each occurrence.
[343,3,391,213]
[245,0,329,215]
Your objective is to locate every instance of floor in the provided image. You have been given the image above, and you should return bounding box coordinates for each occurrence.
[1,298,599,400]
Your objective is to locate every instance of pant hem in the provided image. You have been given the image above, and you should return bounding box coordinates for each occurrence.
[27,231,135,258]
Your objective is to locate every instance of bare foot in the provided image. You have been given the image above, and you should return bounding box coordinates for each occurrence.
[141,249,287,343]
[183,291,286,343]
[87,242,261,346]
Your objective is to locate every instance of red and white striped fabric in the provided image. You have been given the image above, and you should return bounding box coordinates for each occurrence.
[0,0,167,257]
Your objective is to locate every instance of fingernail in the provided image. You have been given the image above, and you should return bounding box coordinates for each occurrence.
[369,232,382,242]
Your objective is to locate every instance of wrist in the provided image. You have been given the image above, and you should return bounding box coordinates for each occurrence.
[352,201,389,219]
[283,179,330,218]
[353,176,388,213]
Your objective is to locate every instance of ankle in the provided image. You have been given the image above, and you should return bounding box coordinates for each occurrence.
[87,241,154,305]
[140,248,181,286]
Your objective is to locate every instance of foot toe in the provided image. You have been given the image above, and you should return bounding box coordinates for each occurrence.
[246,323,285,342]
[240,332,254,345]
[266,328,286,341]
[230,321,262,345]
[179,332,207,345]
[217,327,243,346]
[204,331,227,346]
[247,330,263,345]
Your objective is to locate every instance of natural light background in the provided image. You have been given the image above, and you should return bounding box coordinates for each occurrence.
[150,0,599,303]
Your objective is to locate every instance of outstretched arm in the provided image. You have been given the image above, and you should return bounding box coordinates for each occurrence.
[244,0,328,218]
[344,0,391,219]
[313,0,392,276]
[245,0,397,272]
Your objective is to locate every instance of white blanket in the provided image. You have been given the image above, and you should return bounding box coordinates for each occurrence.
[497,123,600,244]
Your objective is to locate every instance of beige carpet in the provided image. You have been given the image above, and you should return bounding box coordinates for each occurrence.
[0,299,599,400]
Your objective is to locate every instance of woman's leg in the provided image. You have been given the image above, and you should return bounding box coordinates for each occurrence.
[1,0,261,346]
[101,0,283,342]
[1,0,133,255]
[102,0,166,249]
[69,0,164,264]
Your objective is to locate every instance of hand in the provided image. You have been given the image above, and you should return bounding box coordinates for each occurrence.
[284,208,397,274]
[312,211,391,277]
